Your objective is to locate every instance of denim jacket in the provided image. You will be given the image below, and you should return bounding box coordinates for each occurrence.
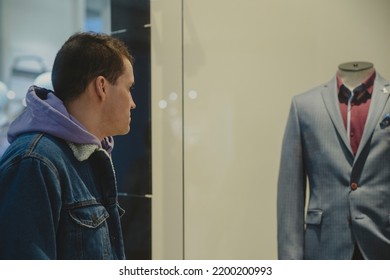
[0,133,126,259]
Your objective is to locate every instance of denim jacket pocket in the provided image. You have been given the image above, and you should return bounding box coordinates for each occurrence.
[305,209,323,225]
[69,204,110,228]
[58,203,113,259]
[117,203,126,218]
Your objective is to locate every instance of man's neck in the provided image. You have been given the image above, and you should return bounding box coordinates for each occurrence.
[64,96,104,141]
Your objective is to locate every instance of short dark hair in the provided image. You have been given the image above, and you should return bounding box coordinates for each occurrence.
[51,32,134,102]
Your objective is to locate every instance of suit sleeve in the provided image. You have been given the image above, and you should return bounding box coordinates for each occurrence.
[277,98,307,259]
[0,157,62,259]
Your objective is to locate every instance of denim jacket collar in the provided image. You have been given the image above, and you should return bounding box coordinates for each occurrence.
[67,142,111,161]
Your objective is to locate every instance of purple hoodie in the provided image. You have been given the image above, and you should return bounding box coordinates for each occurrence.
[7,86,114,153]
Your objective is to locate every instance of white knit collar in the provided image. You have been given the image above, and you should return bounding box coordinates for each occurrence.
[67,142,109,161]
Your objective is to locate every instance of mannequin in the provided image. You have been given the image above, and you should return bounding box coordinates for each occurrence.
[337,61,375,90]
[278,58,390,259]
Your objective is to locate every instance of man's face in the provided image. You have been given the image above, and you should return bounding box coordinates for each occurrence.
[102,58,136,137]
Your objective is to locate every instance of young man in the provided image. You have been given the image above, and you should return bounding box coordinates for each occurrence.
[0,32,136,259]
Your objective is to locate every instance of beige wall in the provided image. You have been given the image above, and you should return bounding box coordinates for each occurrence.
[152,0,390,259]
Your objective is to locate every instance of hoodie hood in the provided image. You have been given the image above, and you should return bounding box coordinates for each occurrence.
[8,86,114,154]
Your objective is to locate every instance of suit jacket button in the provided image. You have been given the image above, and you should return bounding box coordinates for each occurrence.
[351,182,358,190]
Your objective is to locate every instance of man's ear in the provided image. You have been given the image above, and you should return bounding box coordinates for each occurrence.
[94,76,108,101]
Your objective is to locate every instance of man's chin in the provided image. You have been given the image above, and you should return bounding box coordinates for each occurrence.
[122,126,131,135]
[112,127,131,137]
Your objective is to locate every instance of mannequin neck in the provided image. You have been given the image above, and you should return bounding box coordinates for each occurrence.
[337,62,375,90]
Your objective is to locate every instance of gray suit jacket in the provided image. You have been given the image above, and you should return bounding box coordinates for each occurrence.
[277,74,390,259]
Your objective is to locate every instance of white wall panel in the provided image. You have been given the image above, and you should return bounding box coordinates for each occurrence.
[151,0,184,260]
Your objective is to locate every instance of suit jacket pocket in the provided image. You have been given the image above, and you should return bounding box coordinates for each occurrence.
[305,209,323,225]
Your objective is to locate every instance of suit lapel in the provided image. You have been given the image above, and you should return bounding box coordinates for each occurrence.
[321,76,354,156]
[354,75,390,161]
